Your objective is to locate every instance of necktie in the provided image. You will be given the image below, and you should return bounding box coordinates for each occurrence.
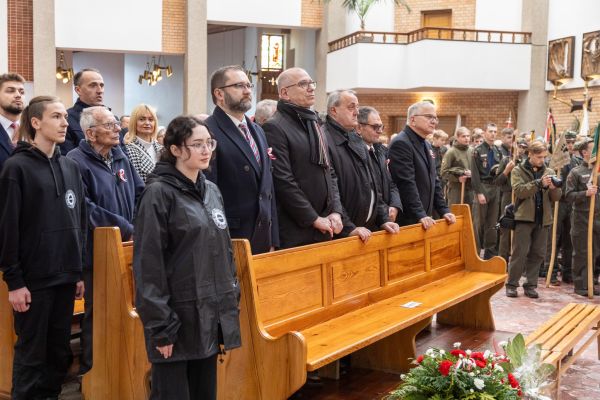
[239,123,261,165]
[9,122,19,146]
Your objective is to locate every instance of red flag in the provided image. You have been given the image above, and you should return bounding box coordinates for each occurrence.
[543,111,555,144]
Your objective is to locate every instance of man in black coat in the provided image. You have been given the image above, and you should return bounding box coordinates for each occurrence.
[389,101,455,229]
[356,106,402,222]
[60,68,107,155]
[0,73,25,171]
[205,65,279,254]
[323,91,399,242]
[262,67,344,248]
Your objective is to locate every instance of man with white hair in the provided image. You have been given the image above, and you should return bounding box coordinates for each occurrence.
[388,101,455,229]
[254,99,277,125]
[262,67,344,248]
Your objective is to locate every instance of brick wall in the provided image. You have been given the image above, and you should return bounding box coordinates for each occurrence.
[548,85,600,135]
[301,0,323,28]
[358,91,519,137]
[162,0,186,54]
[7,0,33,80]
[394,0,476,32]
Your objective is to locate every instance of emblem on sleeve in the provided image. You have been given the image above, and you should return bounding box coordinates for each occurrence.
[65,189,76,209]
[211,208,228,229]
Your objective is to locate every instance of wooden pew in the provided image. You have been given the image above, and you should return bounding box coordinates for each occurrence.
[0,280,85,399]
[232,204,506,399]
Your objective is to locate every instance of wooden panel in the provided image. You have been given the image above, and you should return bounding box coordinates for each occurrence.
[430,231,462,269]
[258,265,324,325]
[0,273,15,399]
[330,251,381,302]
[387,241,426,281]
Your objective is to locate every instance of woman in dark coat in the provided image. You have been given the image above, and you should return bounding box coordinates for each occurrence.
[133,116,241,400]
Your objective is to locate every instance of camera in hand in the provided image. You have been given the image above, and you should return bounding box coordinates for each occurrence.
[550,176,562,188]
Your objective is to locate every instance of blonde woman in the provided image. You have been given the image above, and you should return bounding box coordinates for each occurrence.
[124,104,163,182]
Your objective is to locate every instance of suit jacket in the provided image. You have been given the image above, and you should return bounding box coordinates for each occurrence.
[205,106,279,254]
[0,124,13,172]
[323,117,388,234]
[388,126,449,226]
[262,103,343,249]
[370,143,402,213]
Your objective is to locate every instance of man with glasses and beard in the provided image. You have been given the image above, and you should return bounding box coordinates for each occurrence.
[205,65,279,254]
[0,73,25,171]
[263,67,344,249]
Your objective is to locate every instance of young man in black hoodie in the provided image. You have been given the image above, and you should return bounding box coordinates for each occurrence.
[0,96,86,399]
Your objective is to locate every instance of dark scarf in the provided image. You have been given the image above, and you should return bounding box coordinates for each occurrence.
[277,100,330,168]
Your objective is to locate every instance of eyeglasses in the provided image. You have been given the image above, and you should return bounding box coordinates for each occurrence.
[184,139,217,152]
[414,114,439,123]
[282,80,317,90]
[90,121,121,130]
[218,82,254,90]
[361,123,384,132]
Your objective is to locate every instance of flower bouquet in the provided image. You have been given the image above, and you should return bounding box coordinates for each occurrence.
[385,334,555,400]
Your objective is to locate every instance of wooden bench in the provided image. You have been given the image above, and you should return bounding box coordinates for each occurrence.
[233,204,506,399]
[526,303,600,397]
[0,279,85,399]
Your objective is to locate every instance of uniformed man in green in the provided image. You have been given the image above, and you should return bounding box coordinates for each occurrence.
[495,136,528,263]
[506,140,561,298]
[565,138,600,296]
[441,127,472,209]
[471,123,503,259]
[541,131,581,284]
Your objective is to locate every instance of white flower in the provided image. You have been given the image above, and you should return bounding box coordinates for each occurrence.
[470,389,474,393]
[453,342,461,348]
[426,348,434,356]
[483,350,491,359]
[474,378,485,390]
[466,349,472,356]
[494,364,504,372]
[440,349,446,355]
[400,374,406,380]
[459,354,464,359]
[469,372,475,377]
[499,341,508,348]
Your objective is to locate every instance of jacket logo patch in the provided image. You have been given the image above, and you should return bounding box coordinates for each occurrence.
[118,169,128,182]
[211,209,227,229]
[65,190,76,209]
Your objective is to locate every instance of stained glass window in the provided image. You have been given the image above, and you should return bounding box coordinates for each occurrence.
[261,34,284,71]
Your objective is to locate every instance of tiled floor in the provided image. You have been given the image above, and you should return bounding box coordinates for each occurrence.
[59,277,600,399]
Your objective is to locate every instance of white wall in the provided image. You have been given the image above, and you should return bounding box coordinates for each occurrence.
[327,41,531,92]
[475,0,523,31]
[55,0,162,52]
[345,1,395,34]
[124,54,184,125]
[72,52,125,117]
[546,0,600,90]
[290,29,316,78]
[0,0,7,73]
[208,0,302,27]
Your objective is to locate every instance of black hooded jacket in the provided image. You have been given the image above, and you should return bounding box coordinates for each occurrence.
[0,142,87,291]
[133,162,241,363]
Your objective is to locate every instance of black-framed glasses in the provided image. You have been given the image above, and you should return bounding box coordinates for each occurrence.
[413,114,439,123]
[184,139,217,152]
[282,80,317,90]
[90,121,121,130]
[218,82,254,90]
[361,123,384,132]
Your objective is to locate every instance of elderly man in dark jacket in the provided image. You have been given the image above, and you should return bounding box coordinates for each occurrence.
[389,101,455,229]
[67,106,144,374]
[323,91,399,242]
[205,65,278,254]
[356,106,402,223]
[263,68,344,248]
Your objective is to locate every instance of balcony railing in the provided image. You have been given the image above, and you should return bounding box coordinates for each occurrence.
[328,28,532,52]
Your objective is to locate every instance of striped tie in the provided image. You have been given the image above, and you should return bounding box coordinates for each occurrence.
[239,123,261,165]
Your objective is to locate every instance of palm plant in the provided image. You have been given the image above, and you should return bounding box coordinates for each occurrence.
[323,0,411,30]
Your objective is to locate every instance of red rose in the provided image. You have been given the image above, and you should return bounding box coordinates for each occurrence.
[416,355,424,364]
[470,352,485,361]
[475,359,486,368]
[507,373,520,389]
[439,360,453,376]
[450,349,467,357]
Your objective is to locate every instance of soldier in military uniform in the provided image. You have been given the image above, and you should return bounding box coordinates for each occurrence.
[471,123,503,259]
[541,131,582,284]
[441,127,473,209]
[495,137,528,263]
[565,138,600,296]
[506,140,561,298]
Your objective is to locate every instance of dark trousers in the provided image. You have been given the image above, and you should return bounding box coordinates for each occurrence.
[150,354,218,400]
[498,191,512,263]
[12,283,76,400]
[79,269,93,374]
[507,222,548,288]
[475,183,499,259]
[571,224,600,291]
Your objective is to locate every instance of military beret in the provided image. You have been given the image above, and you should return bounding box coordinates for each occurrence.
[564,131,577,139]
[575,138,593,151]
[517,139,528,148]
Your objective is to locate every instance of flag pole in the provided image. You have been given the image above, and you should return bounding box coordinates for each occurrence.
[587,166,598,298]
[546,113,559,287]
